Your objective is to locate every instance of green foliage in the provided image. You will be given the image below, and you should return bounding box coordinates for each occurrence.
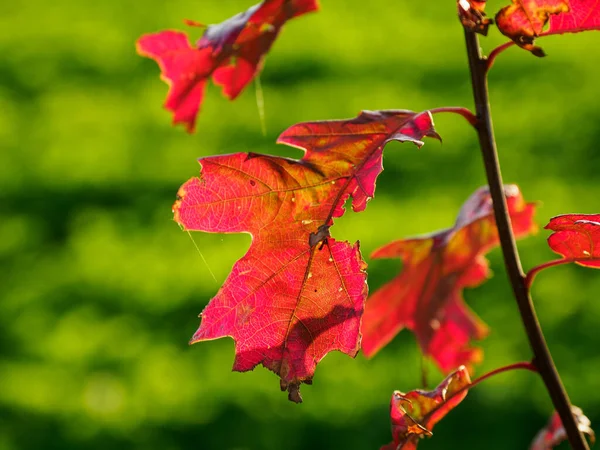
[2,0,600,448]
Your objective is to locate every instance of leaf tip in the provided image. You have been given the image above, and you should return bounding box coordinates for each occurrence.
[429,130,443,143]
[281,379,303,403]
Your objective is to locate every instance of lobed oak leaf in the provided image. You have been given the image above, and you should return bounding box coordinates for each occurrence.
[496,0,600,56]
[531,406,595,449]
[137,0,318,132]
[362,185,537,372]
[381,366,471,450]
[174,110,440,401]
[458,0,493,35]
[545,214,600,268]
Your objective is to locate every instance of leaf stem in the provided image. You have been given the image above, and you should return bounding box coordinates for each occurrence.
[453,362,537,405]
[486,41,515,71]
[418,361,537,431]
[420,362,537,426]
[525,259,571,288]
[526,257,600,288]
[469,361,537,388]
[429,106,478,126]
[462,29,589,450]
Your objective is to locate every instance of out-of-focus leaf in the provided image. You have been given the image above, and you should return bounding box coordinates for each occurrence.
[137,0,318,132]
[530,406,595,449]
[496,0,600,56]
[381,366,471,450]
[174,110,439,401]
[362,185,537,372]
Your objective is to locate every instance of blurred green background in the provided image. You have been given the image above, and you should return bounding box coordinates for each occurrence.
[2,0,600,448]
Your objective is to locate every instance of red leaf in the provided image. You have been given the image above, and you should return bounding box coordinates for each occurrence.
[137,0,318,132]
[381,366,471,450]
[174,110,440,401]
[545,214,600,268]
[137,31,213,132]
[495,0,600,56]
[548,0,600,34]
[530,407,595,449]
[362,185,537,372]
[458,0,492,35]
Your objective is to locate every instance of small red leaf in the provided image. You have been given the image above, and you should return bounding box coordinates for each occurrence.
[531,407,595,449]
[362,185,537,372]
[137,0,318,132]
[381,366,471,450]
[174,110,439,401]
[545,214,600,268]
[137,31,213,132]
[496,0,600,56]
[458,0,492,35]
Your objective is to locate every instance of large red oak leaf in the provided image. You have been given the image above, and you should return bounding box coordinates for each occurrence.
[496,0,600,56]
[545,214,600,268]
[362,185,537,373]
[531,407,595,449]
[174,110,440,402]
[137,0,318,132]
[381,366,471,450]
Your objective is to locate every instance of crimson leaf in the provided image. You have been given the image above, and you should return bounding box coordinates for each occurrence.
[496,0,600,56]
[174,110,440,401]
[362,185,537,372]
[545,214,600,268]
[137,0,318,132]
